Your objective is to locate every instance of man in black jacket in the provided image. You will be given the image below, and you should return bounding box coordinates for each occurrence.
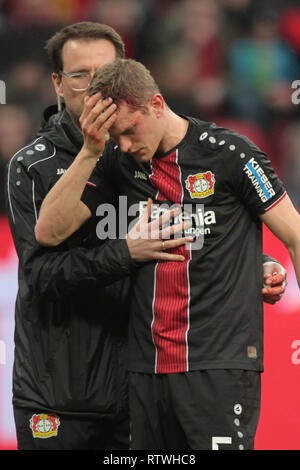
[6,22,192,451]
[6,23,286,450]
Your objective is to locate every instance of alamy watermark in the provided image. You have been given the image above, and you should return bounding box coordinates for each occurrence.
[94,197,217,251]
[0,80,6,104]
[291,80,300,104]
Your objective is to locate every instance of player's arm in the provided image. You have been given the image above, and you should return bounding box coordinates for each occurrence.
[260,194,300,288]
[35,94,193,262]
[6,154,134,300]
[219,131,297,294]
[35,94,116,245]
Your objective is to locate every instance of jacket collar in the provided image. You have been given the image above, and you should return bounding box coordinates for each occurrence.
[37,104,83,155]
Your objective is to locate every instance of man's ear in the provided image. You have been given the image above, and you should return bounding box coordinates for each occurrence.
[149,93,164,117]
[52,72,64,99]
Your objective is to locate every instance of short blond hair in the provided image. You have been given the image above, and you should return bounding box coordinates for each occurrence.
[87,58,160,109]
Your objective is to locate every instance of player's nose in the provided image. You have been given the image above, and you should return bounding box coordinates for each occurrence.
[119,136,132,153]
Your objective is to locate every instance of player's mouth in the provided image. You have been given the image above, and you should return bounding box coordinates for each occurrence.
[130,147,153,162]
[131,148,144,157]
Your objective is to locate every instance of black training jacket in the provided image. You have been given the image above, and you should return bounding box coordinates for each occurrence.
[5,105,134,418]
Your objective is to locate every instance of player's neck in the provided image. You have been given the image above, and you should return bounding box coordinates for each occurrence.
[158,110,189,154]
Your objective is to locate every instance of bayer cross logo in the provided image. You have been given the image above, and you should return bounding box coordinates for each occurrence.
[36,417,52,433]
[29,414,60,438]
[185,171,216,199]
[193,178,210,194]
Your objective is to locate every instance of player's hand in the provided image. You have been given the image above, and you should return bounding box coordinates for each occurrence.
[79,92,117,159]
[126,199,194,262]
[262,261,287,304]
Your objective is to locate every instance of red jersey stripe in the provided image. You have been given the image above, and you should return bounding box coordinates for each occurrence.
[150,150,191,373]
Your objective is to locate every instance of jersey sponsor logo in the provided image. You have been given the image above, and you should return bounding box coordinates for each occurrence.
[95,198,218,246]
[243,157,275,202]
[56,168,66,175]
[138,201,216,241]
[29,413,60,439]
[185,171,215,199]
[176,206,216,239]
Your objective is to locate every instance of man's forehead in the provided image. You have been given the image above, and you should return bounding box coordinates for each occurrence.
[62,38,116,70]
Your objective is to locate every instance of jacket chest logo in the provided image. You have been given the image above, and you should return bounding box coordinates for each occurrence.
[185,171,215,199]
[57,168,66,175]
[29,414,60,438]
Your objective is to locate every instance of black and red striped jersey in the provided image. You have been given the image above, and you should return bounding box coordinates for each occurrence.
[82,116,286,374]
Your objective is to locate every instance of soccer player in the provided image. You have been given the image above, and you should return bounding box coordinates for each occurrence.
[5,24,192,451]
[35,59,298,450]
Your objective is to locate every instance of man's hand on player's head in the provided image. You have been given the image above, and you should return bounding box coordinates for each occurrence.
[79,92,117,159]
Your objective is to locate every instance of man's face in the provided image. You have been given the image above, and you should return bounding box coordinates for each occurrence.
[109,99,163,162]
[52,38,117,125]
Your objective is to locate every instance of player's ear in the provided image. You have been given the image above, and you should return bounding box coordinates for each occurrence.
[149,94,164,118]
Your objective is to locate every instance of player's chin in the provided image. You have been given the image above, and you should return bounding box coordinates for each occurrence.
[134,152,152,163]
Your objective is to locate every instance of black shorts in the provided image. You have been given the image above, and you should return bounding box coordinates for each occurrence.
[13,406,129,450]
[129,369,261,450]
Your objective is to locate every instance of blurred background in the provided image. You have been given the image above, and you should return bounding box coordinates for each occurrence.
[0,0,299,450]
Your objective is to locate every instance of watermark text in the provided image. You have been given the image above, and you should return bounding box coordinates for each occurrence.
[0,80,6,104]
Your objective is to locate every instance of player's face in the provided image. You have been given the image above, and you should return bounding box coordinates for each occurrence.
[52,38,117,126]
[109,99,164,162]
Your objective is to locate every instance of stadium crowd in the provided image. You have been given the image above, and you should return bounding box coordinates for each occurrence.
[0,0,300,213]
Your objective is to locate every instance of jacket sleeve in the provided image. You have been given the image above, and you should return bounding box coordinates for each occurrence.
[6,148,136,301]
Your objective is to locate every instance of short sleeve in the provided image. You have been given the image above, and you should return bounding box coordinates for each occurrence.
[221,132,287,215]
